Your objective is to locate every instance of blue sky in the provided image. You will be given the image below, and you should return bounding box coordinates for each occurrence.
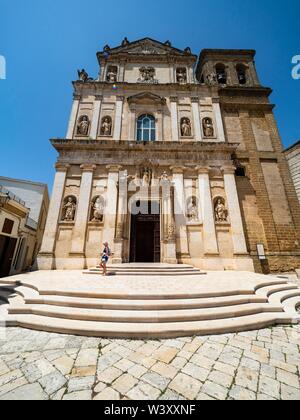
[0,0,299,189]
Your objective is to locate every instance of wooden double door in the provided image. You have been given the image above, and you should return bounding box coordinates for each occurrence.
[0,235,17,278]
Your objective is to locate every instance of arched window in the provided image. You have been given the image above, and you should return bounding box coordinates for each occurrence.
[236,64,247,85]
[137,114,156,142]
[216,63,227,85]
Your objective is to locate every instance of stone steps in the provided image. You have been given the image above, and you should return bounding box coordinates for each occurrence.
[8,303,284,324]
[23,294,268,311]
[4,312,295,339]
[84,263,204,277]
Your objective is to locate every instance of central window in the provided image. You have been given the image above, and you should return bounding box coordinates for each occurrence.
[137,114,156,142]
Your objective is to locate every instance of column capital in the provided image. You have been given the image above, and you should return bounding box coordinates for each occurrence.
[197,166,211,175]
[212,97,221,104]
[191,96,199,103]
[116,95,125,102]
[106,165,122,173]
[55,163,70,172]
[170,166,186,174]
[94,95,103,101]
[170,96,178,103]
[80,164,97,172]
[222,165,236,175]
[73,94,81,100]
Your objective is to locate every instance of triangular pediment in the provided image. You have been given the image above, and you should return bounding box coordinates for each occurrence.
[99,38,194,57]
[127,92,166,105]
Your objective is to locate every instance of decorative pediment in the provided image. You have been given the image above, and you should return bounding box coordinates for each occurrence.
[127,92,166,105]
[98,38,195,58]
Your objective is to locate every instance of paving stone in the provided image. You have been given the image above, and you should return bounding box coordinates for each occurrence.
[197,393,215,400]
[240,357,260,371]
[190,354,214,370]
[169,373,202,400]
[67,376,95,393]
[0,377,28,398]
[112,374,139,394]
[0,369,23,388]
[53,355,74,375]
[151,362,178,379]
[63,390,92,400]
[281,384,300,400]
[208,370,233,388]
[141,372,170,391]
[39,371,67,395]
[126,382,161,400]
[51,387,67,400]
[277,369,299,388]
[213,361,236,376]
[182,363,210,382]
[270,359,298,374]
[257,393,276,401]
[258,376,280,399]
[235,367,259,392]
[93,382,106,394]
[75,348,98,367]
[71,366,96,378]
[200,381,228,400]
[0,383,48,400]
[229,385,256,401]
[152,347,179,364]
[171,357,187,369]
[159,390,185,400]
[127,364,148,379]
[260,363,276,379]
[97,352,122,372]
[98,367,123,384]
[22,358,56,383]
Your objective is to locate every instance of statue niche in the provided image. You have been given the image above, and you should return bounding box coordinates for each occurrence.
[187,197,198,222]
[202,117,214,138]
[176,68,187,84]
[214,197,228,223]
[100,116,112,136]
[62,196,77,222]
[106,66,118,83]
[181,118,192,137]
[76,115,90,136]
[90,196,105,222]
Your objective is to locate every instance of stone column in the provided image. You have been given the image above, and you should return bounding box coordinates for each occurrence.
[156,109,163,141]
[171,167,190,259]
[38,164,70,269]
[129,107,136,140]
[191,97,202,141]
[212,99,226,143]
[90,95,102,140]
[223,166,248,255]
[198,167,219,255]
[66,95,80,139]
[162,181,177,264]
[170,97,179,141]
[103,166,122,256]
[113,96,124,141]
[69,165,96,267]
[113,172,128,264]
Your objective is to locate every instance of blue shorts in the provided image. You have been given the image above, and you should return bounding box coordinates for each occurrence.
[102,256,109,263]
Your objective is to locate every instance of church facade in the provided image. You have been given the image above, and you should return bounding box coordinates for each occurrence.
[38,38,300,273]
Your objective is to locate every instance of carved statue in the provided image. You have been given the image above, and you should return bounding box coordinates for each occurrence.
[106,67,117,83]
[187,198,198,222]
[77,69,91,82]
[206,73,218,86]
[92,197,104,222]
[63,197,76,221]
[138,67,157,83]
[167,224,176,241]
[203,118,214,138]
[101,117,112,136]
[181,118,192,137]
[177,68,187,84]
[77,116,90,136]
[215,198,228,222]
[142,168,151,187]
[184,47,192,54]
[122,37,130,46]
[160,171,169,182]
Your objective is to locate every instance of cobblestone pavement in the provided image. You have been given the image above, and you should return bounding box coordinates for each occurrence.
[0,326,300,400]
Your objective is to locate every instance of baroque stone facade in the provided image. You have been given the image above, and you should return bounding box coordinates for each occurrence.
[285,141,300,203]
[38,38,300,273]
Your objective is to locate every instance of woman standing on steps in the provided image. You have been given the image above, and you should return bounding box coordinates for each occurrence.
[100,242,111,276]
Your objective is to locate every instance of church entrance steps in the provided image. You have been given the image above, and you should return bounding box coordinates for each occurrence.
[0,271,299,338]
[2,313,296,339]
[85,264,204,277]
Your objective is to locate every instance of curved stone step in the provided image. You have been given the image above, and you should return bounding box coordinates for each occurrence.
[4,312,295,339]
[256,284,298,298]
[268,290,300,306]
[8,302,284,324]
[24,294,268,311]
